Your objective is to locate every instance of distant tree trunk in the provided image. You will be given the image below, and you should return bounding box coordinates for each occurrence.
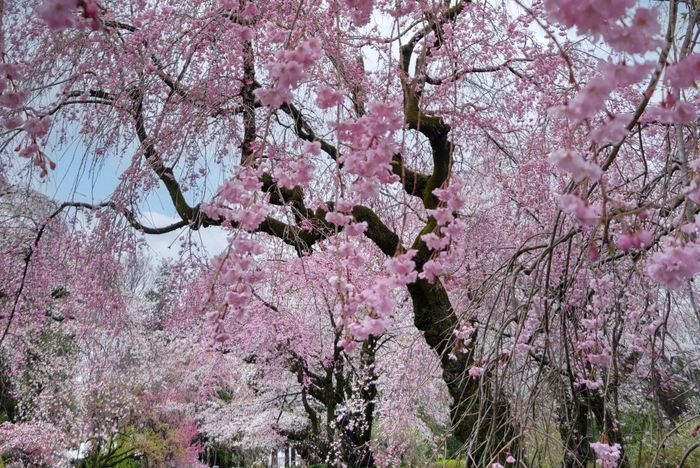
[270,449,278,468]
[284,444,290,467]
[558,390,593,467]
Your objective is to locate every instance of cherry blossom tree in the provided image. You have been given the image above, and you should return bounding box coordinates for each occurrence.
[2,0,700,466]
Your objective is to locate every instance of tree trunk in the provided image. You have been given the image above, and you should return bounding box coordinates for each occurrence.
[407,277,516,464]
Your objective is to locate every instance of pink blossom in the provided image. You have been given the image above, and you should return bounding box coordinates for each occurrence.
[24,117,51,139]
[241,2,259,19]
[434,181,466,212]
[506,454,516,464]
[345,221,368,236]
[553,76,615,123]
[0,91,27,108]
[0,63,22,81]
[559,194,600,228]
[427,207,454,226]
[294,159,314,186]
[600,61,654,86]
[469,366,485,378]
[325,211,353,226]
[3,116,23,129]
[671,101,697,124]
[682,214,700,234]
[587,351,612,367]
[253,87,292,107]
[590,441,622,468]
[645,93,697,124]
[665,54,700,89]
[303,141,321,155]
[590,114,631,145]
[214,332,231,343]
[421,232,449,251]
[616,229,653,252]
[419,259,444,282]
[549,149,602,182]
[37,0,78,30]
[646,239,700,289]
[350,316,390,340]
[606,8,661,54]
[316,87,343,109]
[239,205,269,230]
[345,0,374,26]
[544,0,633,35]
[384,250,417,285]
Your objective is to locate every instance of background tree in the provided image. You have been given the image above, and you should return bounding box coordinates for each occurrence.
[2,0,700,466]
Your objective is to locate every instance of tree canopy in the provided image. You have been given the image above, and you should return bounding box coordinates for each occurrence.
[2,0,700,467]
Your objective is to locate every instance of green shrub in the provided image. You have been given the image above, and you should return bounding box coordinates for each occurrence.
[431,459,465,468]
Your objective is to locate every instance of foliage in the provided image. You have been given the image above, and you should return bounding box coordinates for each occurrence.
[1,0,700,467]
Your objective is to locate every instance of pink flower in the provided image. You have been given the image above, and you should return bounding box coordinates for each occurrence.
[646,239,700,289]
[325,211,353,226]
[214,332,231,343]
[303,141,321,155]
[671,101,697,124]
[421,232,449,251]
[469,366,485,378]
[0,64,22,81]
[616,229,653,252]
[434,181,466,212]
[3,116,23,129]
[427,208,454,226]
[350,316,390,340]
[559,194,600,228]
[682,214,700,234]
[241,2,259,19]
[316,87,343,109]
[590,114,631,145]
[544,0,633,35]
[345,221,367,236]
[37,0,77,30]
[24,117,51,139]
[553,76,616,123]
[253,87,292,107]
[345,0,374,26]
[606,8,661,54]
[0,91,27,108]
[419,259,444,282]
[549,149,602,182]
[506,454,516,464]
[665,54,700,89]
[385,250,417,284]
[590,442,622,468]
[239,205,268,230]
[600,61,653,86]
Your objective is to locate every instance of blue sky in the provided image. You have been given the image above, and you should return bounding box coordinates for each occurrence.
[31,136,230,260]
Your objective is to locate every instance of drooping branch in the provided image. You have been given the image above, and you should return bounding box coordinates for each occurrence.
[129,87,200,226]
[424,58,532,86]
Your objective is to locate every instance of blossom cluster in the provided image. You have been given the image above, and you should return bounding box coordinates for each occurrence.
[204,237,266,343]
[254,39,323,106]
[338,102,404,200]
[646,237,700,289]
[589,441,622,468]
[203,168,270,231]
[37,0,100,31]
